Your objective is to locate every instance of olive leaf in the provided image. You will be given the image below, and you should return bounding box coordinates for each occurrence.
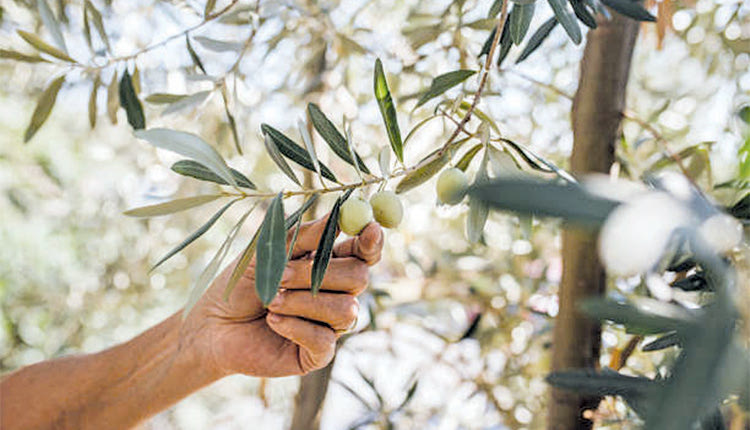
[395,138,470,194]
[124,194,223,217]
[415,70,477,108]
[263,133,301,186]
[84,0,110,52]
[261,124,338,183]
[285,194,320,230]
[0,49,50,63]
[220,87,242,155]
[641,332,681,352]
[183,207,255,319]
[186,35,207,74]
[204,0,217,17]
[193,36,244,52]
[255,193,287,306]
[88,74,99,129]
[510,2,535,45]
[456,144,484,172]
[548,0,582,44]
[145,93,189,104]
[135,128,238,188]
[601,0,656,22]
[171,160,255,189]
[298,118,324,184]
[224,228,261,301]
[119,69,145,130]
[17,30,75,62]
[24,75,65,143]
[151,199,238,271]
[161,91,211,116]
[378,147,392,179]
[106,71,119,124]
[311,189,353,294]
[570,0,597,29]
[37,0,67,53]
[467,151,490,243]
[580,298,696,335]
[374,58,404,162]
[307,103,370,174]
[516,18,558,64]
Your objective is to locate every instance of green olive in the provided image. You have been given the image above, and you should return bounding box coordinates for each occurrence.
[436,167,469,205]
[370,191,403,228]
[339,197,374,236]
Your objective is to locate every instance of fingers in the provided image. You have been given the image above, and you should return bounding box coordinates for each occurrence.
[287,215,339,259]
[332,222,384,265]
[269,290,359,331]
[282,257,368,294]
[266,313,336,372]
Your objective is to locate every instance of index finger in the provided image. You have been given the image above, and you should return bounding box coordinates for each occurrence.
[287,214,339,259]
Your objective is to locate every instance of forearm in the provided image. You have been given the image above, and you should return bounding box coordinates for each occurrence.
[0,312,220,430]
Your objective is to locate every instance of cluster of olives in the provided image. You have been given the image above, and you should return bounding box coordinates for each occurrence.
[339,167,469,236]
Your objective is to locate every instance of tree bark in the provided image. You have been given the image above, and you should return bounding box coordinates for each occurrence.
[289,359,336,430]
[547,13,639,430]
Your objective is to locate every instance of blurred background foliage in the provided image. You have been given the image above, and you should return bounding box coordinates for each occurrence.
[0,0,748,428]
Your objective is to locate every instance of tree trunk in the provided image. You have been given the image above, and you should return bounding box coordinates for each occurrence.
[289,359,336,430]
[547,13,639,430]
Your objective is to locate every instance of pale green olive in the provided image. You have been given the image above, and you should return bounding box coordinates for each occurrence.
[339,197,374,236]
[436,167,469,205]
[370,191,403,228]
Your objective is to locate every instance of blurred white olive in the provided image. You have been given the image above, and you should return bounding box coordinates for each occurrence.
[697,213,743,254]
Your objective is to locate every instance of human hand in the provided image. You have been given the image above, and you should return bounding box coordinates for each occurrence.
[183,214,384,379]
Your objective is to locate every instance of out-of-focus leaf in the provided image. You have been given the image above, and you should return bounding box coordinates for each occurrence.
[548,0,582,44]
[457,101,501,135]
[311,190,353,294]
[261,124,338,183]
[151,199,238,271]
[171,160,255,189]
[642,332,681,352]
[88,75,99,129]
[488,0,503,17]
[479,27,497,58]
[396,380,419,411]
[119,69,145,130]
[547,368,657,398]
[186,35,206,74]
[471,178,617,225]
[510,2,535,45]
[601,0,656,21]
[184,206,253,319]
[379,147,391,178]
[459,313,482,341]
[204,0,217,17]
[220,87,242,155]
[0,49,50,63]
[263,133,300,186]
[647,144,711,172]
[580,298,696,335]
[124,194,223,217]
[516,18,557,64]
[571,0,598,28]
[84,0,110,52]
[488,146,524,176]
[145,93,189,104]
[24,75,65,143]
[162,91,210,115]
[416,70,476,108]
[131,66,141,94]
[106,71,118,124]
[456,144,483,172]
[338,34,367,55]
[671,272,710,292]
[194,36,244,52]
[374,59,404,162]
[729,193,750,219]
[467,152,490,243]
[135,128,238,188]
[739,105,750,124]
[403,24,442,50]
[284,194,319,230]
[17,30,74,62]
[500,138,576,182]
[255,193,287,306]
[496,16,513,67]
[37,0,67,53]
[463,18,496,30]
[395,138,470,194]
[307,103,370,173]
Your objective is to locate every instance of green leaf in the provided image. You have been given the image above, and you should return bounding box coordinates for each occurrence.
[255,193,287,306]
[88,75,99,129]
[374,59,404,162]
[298,118,323,184]
[0,49,50,63]
[416,70,477,108]
[193,36,244,52]
[311,190,353,294]
[186,35,206,74]
[224,228,261,301]
[547,368,657,398]
[161,91,211,115]
[395,138,470,194]
[579,298,696,335]
[135,128,238,189]
[548,0,582,44]
[641,332,681,352]
[261,124,338,183]
[171,160,255,189]
[479,27,497,58]
[151,199,238,271]
[106,71,119,124]
[471,178,618,225]
[600,0,656,22]
[456,144,484,172]
[510,3,535,45]
[671,272,710,292]
[739,105,750,124]
[145,93,189,104]
[124,194,223,217]
[570,0,598,29]
[488,0,503,17]
[37,0,67,54]
[516,18,557,64]
[204,0,217,17]
[17,30,75,62]
[307,103,370,173]
[729,193,750,219]
[378,147,391,178]
[24,75,65,143]
[84,0,110,52]
[183,206,253,319]
[285,194,320,230]
[119,69,145,130]
[467,152,490,243]
[263,133,301,186]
